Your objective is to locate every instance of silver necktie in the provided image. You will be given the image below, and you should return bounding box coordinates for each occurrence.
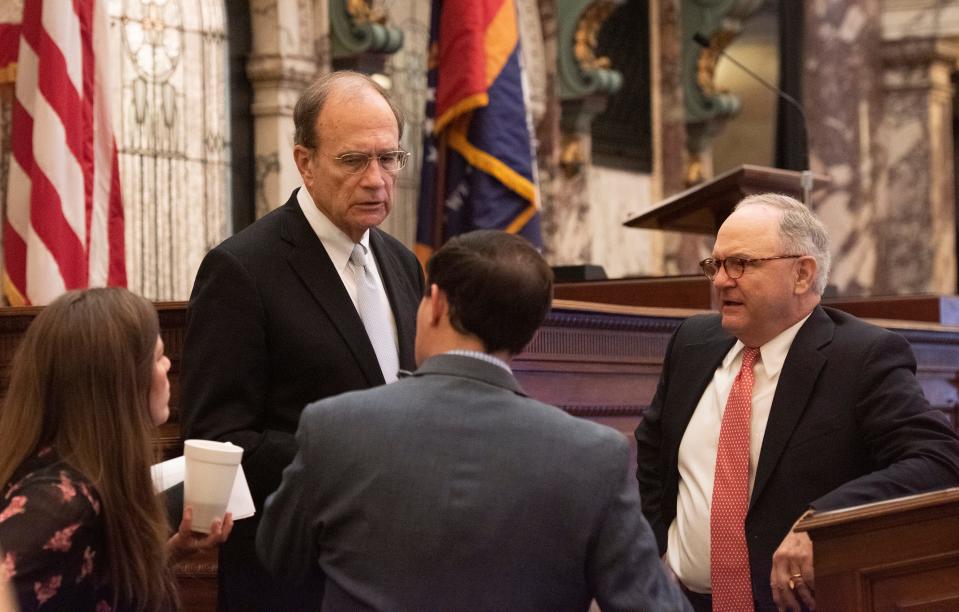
[349,244,399,383]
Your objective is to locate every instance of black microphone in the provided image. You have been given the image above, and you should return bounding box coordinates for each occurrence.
[693,32,813,203]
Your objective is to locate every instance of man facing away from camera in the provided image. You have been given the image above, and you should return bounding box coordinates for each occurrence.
[257,229,692,612]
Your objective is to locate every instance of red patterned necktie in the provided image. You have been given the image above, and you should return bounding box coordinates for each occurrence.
[710,346,760,611]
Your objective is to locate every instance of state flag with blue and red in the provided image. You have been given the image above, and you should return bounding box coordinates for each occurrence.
[416,0,542,266]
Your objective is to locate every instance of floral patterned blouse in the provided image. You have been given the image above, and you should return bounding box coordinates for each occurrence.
[0,447,126,611]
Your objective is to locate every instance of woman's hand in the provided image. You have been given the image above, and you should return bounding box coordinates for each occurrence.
[167,506,234,562]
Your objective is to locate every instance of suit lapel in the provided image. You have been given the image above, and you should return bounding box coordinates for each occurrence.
[280,196,385,386]
[370,229,419,370]
[750,306,832,508]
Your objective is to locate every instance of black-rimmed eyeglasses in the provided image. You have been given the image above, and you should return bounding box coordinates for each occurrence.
[332,150,410,174]
[699,255,803,280]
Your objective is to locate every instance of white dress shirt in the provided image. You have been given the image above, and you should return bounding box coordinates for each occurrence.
[667,313,812,593]
[296,187,399,358]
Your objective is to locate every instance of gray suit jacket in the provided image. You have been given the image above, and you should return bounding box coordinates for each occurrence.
[258,354,691,612]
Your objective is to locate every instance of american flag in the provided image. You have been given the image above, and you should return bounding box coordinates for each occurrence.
[3,0,125,306]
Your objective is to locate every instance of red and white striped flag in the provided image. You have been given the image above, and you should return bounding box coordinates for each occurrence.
[3,0,125,306]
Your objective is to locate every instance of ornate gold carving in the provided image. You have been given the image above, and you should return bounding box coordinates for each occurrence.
[574,1,616,72]
[346,0,387,25]
[685,152,704,187]
[0,66,15,86]
[560,136,585,178]
[695,29,736,97]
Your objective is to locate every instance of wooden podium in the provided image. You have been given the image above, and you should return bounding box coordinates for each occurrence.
[558,165,830,311]
[624,164,829,234]
[795,488,959,611]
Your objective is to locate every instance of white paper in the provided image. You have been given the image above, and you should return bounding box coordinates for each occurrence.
[225,465,256,519]
[151,455,186,493]
[151,455,256,520]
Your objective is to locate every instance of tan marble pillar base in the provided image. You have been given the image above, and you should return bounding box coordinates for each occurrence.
[248,54,317,217]
[805,0,883,296]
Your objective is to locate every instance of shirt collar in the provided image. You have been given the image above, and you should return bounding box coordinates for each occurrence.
[297,186,370,270]
[443,349,512,373]
[722,312,813,378]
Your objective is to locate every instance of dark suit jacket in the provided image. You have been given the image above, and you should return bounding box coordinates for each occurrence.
[257,354,692,612]
[635,305,959,610]
[180,189,423,609]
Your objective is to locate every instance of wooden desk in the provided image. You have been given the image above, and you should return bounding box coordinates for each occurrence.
[556,278,959,327]
[796,488,959,611]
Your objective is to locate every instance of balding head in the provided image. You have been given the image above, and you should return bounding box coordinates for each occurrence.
[293,71,404,151]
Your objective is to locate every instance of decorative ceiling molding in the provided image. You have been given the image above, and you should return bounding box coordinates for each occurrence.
[557,0,624,99]
[329,0,404,58]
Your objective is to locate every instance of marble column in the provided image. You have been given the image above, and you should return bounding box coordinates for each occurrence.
[652,0,701,277]
[650,0,686,200]
[542,0,624,268]
[548,99,604,266]
[247,0,323,218]
[518,0,549,128]
[536,0,585,265]
[875,38,958,294]
[804,0,883,296]
[380,0,432,247]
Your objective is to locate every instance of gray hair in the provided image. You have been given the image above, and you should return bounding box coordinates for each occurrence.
[293,71,404,149]
[735,193,832,295]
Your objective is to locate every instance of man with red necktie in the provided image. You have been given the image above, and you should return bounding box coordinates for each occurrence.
[636,193,959,611]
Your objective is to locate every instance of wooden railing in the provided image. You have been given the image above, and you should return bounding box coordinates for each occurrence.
[2,298,957,609]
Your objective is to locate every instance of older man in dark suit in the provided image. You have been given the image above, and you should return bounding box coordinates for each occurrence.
[636,193,959,612]
[180,71,423,610]
[257,230,691,612]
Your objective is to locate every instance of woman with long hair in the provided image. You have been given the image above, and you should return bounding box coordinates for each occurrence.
[0,288,231,611]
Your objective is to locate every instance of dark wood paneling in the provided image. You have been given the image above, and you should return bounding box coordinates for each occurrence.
[797,488,959,612]
[554,276,714,309]
[556,278,959,327]
[825,294,959,327]
[2,298,958,609]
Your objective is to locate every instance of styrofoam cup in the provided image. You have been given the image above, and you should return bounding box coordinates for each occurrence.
[183,439,243,534]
